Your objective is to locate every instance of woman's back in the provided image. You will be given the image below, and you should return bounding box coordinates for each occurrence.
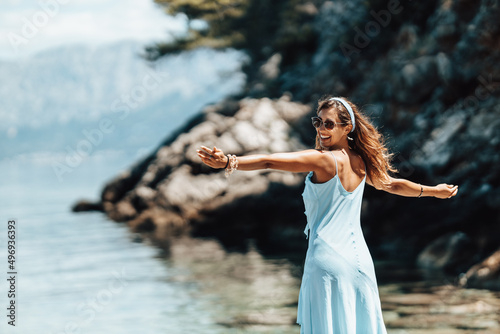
[302,150,367,247]
[298,151,387,334]
[310,150,366,191]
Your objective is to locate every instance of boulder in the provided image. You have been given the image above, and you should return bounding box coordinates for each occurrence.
[460,249,500,290]
[96,95,311,252]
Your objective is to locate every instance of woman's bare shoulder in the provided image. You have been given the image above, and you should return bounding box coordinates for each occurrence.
[334,150,366,176]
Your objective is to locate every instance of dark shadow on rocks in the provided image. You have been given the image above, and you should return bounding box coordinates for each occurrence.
[71,200,103,212]
[191,181,308,256]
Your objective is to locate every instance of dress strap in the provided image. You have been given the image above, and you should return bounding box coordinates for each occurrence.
[330,151,338,176]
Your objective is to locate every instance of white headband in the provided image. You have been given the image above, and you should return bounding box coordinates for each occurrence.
[330,97,355,133]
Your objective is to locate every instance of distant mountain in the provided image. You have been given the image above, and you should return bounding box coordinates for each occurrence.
[0,40,247,159]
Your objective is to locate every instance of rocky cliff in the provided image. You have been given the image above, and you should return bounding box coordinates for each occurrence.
[77,0,500,289]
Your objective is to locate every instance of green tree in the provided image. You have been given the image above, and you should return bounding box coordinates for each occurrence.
[146,0,318,68]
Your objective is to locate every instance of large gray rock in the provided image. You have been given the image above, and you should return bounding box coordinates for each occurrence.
[99,96,312,252]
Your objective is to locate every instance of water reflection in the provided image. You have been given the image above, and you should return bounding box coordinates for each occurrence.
[161,237,302,333]
[154,236,500,334]
[381,282,500,333]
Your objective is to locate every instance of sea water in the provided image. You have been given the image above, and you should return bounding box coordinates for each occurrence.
[0,153,301,334]
[0,153,209,333]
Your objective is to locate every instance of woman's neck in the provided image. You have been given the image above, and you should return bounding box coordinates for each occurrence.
[323,139,350,152]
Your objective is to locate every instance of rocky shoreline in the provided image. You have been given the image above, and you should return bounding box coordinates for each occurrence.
[73,93,500,291]
[74,0,500,290]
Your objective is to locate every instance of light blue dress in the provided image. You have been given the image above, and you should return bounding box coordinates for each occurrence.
[297,152,387,334]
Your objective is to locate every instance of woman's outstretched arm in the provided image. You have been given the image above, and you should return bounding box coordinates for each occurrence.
[367,176,458,199]
[196,146,330,174]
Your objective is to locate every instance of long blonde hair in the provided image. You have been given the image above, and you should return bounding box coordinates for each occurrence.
[315,96,397,186]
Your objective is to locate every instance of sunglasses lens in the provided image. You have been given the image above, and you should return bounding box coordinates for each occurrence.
[324,120,335,130]
[311,117,321,128]
[312,117,337,129]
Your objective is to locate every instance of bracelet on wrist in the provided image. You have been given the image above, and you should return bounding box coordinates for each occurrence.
[225,154,238,178]
[224,155,230,169]
[417,184,424,198]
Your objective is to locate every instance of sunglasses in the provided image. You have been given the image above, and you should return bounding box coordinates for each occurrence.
[311,117,347,130]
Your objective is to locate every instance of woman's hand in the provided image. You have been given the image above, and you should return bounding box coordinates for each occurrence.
[433,183,459,199]
[197,146,228,169]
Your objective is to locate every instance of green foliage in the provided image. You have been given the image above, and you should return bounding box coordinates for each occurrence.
[147,0,318,65]
[156,0,249,21]
[145,0,248,59]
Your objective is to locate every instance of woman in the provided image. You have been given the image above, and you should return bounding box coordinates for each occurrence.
[197,96,458,333]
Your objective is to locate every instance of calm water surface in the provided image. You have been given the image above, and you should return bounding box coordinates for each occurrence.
[0,153,301,334]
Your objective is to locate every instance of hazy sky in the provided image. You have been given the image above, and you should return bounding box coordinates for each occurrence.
[0,0,187,60]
